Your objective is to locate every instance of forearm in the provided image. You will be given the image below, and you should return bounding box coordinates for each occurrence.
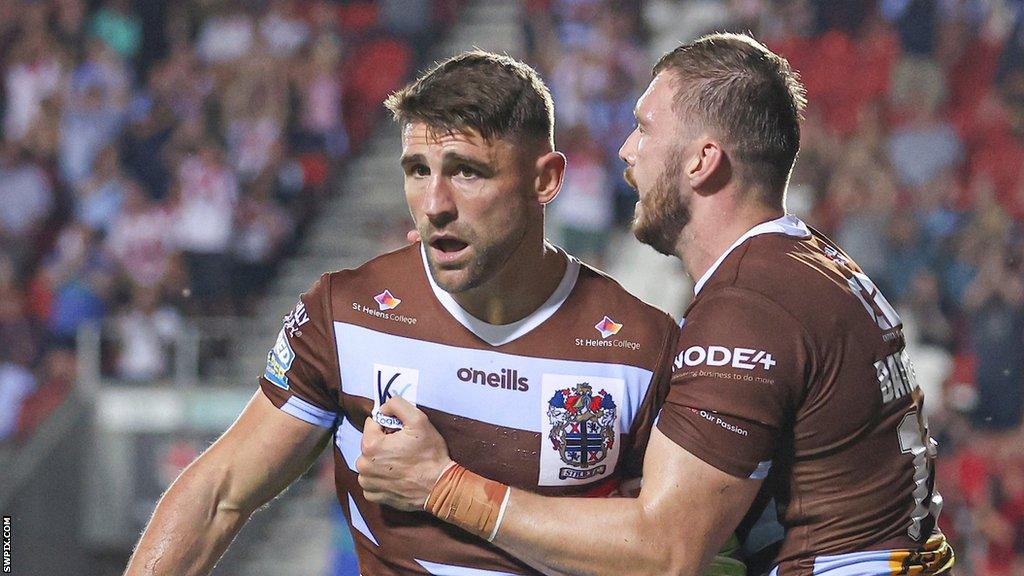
[124,466,254,576]
[491,489,703,576]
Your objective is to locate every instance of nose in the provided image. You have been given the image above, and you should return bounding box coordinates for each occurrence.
[423,176,457,228]
[619,129,638,166]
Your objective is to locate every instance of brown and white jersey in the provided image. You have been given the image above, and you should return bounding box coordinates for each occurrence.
[656,215,952,576]
[260,243,678,575]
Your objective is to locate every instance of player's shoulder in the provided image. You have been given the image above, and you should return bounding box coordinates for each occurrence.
[571,257,677,334]
[696,226,864,336]
[318,243,424,296]
[703,230,838,310]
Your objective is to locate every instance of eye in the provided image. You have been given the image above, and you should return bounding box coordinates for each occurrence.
[409,164,429,177]
[455,165,480,179]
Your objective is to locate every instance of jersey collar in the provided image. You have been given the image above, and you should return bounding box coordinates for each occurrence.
[420,243,581,347]
[692,214,811,296]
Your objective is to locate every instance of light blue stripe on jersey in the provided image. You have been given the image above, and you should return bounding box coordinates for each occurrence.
[347,493,379,546]
[812,550,900,575]
[334,322,655,433]
[336,416,361,472]
[768,549,901,576]
[281,395,337,428]
[414,558,524,576]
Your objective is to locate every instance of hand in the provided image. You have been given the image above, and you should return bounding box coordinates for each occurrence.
[407,229,421,243]
[356,396,454,511]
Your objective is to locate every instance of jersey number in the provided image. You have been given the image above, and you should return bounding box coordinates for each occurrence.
[897,410,938,540]
[848,270,901,330]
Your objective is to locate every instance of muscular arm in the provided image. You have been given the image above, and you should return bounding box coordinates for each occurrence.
[124,390,331,576]
[359,398,760,576]
[492,428,759,576]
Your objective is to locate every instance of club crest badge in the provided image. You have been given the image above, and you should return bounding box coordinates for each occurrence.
[539,374,624,485]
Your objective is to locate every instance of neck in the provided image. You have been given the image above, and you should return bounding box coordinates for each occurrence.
[452,237,567,326]
[674,196,783,286]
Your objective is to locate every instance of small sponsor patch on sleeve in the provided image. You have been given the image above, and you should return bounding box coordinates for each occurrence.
[264,328,295,389]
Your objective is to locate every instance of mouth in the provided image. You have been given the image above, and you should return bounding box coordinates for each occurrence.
[623,168,638,191]
[428,234,471,264]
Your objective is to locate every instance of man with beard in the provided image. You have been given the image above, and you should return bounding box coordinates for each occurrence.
[359,33,956,576]
[124,51,684,576]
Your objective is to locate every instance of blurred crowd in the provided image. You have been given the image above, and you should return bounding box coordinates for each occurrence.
[527,0,1024,573]
[0,0,455,443]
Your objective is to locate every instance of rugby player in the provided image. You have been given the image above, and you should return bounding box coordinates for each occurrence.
[123,51,687,575]
[358,33,956,576]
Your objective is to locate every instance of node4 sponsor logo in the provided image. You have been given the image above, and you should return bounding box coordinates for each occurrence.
[594,316,622,338]
[372,363,419,430]
[374,289,401,311]
[674,345,777,371]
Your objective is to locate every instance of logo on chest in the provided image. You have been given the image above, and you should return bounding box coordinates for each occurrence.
[371,363,419,430]
[539,374,625,486]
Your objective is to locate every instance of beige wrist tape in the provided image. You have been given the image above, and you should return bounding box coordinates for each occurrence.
[424,462,510,542]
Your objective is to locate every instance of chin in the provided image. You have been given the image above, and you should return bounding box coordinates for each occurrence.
[427,261,479,294]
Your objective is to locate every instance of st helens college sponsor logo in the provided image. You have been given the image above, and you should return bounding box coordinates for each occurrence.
[352,289,417,325]
[575,315,640,351]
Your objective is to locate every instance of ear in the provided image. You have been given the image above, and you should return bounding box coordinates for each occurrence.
[686,140,729,192]
[534,151,566,205]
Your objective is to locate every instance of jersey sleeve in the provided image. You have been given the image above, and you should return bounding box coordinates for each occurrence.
[618,314,679,480]
[259,273,340,428]
[656,287,810,479]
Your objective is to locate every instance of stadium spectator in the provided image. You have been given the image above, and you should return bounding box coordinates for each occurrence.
[231,176,294,304]
[548,125,614,265]
[105,182,174,289]
[3,19,66,144]
[292,34,348,158]
[89,0,142,61]
[0,143,54,267]
[75,144,130,233]
[258,0,310,59]
[170,141,240,313]
[0,362,36,442]
[113,284,181,381]
[963,244,1024,431]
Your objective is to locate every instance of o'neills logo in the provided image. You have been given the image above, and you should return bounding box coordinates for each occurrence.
[457,367,529,391]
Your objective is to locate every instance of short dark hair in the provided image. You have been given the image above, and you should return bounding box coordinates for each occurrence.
[385,50,555,149]
[653,32,807,204]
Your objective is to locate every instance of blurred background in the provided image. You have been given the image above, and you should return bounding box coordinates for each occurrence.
[0,0,1022,574]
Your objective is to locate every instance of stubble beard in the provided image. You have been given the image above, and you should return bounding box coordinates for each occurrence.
[630,162,690,257]
[422,218,529,295]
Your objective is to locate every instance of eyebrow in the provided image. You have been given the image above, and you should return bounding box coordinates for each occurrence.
[442,152,493,176]
[400,152,495,176]
[400,154,425,171]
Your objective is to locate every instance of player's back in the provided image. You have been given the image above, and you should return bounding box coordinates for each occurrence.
[740,231,948,573]
[657,215,952,576]
[260,243,678,575]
